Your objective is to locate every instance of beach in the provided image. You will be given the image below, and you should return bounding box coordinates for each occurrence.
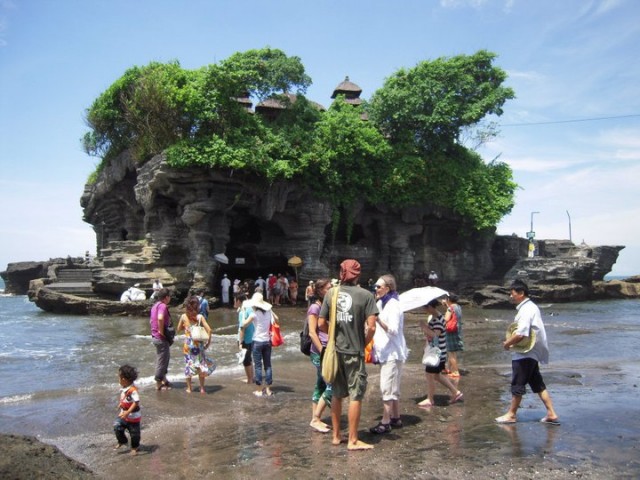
[1,297,639,479]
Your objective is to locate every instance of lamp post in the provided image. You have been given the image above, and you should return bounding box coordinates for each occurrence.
[566,210,572,242]
[530,211,540,234]
[527,211,540,258]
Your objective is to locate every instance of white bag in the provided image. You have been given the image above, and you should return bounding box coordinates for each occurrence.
[422,342,441,367]
[190,317,209,343]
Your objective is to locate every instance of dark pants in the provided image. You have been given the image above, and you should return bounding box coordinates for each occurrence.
[114,418,141,449]
[154,339,170,383]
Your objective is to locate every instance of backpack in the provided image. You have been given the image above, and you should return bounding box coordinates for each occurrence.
[300,319,312,356]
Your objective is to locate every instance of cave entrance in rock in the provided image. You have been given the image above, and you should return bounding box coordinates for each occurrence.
[212,213,294,297]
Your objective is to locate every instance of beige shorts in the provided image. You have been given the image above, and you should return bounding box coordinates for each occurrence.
[379,359,403,401]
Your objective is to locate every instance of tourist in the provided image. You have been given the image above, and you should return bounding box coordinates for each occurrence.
[288,276,298,305]
[241,292,279,396]
[319,259,378,450]
[113,364,141,455]
[496,280,559,425]
[233,279,242,308]
[220,274,231,306]
[237,292,254,384]
[443,294,464,377]
[176,295,215,394]
[151,278,163,299]
[417,300,463,408]
[150,288,172,390]
[198,289,209,320]
[272,274,283,306]
[255,275,267,293]
[369,274,408,434]
[305,280,314,306]
[267,273,276,303]
[307,278,332,433]
[428,270,439,286]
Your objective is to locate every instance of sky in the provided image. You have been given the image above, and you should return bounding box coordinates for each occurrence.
[1,0,639,276]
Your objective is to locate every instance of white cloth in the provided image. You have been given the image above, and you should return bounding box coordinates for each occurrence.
[373,297,408,363]
[251,309,273,343]
[512,298,549,364]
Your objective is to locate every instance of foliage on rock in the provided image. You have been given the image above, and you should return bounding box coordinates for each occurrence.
[83,47,517,231]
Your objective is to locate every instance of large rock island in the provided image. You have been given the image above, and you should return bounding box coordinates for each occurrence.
[3,153,636,314]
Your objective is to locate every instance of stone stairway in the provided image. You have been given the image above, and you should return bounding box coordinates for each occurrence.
[47,268,95,296]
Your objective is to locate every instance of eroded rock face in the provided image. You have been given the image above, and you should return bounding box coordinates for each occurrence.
[80,151,499,298]
[3,150,623,312]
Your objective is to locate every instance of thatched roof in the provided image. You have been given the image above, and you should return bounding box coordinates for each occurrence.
[331,76,363,98]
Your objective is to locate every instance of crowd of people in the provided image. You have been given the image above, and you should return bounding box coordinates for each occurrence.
[113,259,559,454]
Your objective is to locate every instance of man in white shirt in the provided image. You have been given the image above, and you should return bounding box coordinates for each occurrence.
[496,280,560,425]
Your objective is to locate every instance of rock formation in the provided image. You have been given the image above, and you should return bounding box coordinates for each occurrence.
[3,157,632,313]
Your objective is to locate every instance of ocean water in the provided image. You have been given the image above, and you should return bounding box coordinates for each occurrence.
[1,283,639,409]
[2,277,640,477]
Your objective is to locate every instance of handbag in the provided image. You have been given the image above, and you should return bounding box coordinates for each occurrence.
[364,339,377,364]
[164,322,175,346]
[321,287,340,384]
[422,340,442,367]
[270,323,284,347]
[190,316,209,343]
[445,307,458,333]
[300,319,312,356]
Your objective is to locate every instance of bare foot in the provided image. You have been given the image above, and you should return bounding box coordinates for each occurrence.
[418,399,433,407]
[130,448,138,456]
[185,388,193,393]
[113,443,124,450]
[253,390,264,397]
[331,436,347,446]
[200,388,206,395]
[347,440,374,451]
[309,419,330,433]
[265,387,273,396]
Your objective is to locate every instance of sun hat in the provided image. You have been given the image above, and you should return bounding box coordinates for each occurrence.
[506,323,536,353]
[249,292,272,311]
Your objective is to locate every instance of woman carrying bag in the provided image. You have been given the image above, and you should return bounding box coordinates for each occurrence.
[176,295,215,394]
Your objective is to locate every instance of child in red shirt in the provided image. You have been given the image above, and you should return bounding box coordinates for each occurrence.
[114,364,141,455]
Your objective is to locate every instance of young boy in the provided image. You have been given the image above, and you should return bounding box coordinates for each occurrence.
[114,364,141,455]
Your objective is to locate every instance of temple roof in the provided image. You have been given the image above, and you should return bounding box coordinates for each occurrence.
[331,76,363,99]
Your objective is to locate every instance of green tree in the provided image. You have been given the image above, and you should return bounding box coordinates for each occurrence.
[368,50,514,153]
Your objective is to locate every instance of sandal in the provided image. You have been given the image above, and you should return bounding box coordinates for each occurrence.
[390,417,403,428]
[369,422,391,434]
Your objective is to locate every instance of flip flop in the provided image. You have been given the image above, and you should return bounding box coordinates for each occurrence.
[540,416,561,425]
[495,415,517,424]
[450,392,464,404]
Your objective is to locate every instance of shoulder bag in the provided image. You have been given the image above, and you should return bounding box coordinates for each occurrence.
[321,287,340,384]
[190,316,210,343]
[445,307,458,334]
[300,318,312,356]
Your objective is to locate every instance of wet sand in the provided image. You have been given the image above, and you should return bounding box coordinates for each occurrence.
[17,307,640,478]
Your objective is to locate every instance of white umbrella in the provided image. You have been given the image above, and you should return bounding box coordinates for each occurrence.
[213,253,229,264]
[399,286,449,312]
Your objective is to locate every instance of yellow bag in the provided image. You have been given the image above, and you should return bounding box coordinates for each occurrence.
[321,287,340,384]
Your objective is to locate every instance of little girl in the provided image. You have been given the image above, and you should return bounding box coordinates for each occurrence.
[113,364,141,455]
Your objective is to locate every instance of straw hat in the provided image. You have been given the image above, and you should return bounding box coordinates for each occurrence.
[249,292,272,311]
[506,323,536,353]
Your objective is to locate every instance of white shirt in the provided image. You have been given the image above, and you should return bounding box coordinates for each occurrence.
[513,298,549,364]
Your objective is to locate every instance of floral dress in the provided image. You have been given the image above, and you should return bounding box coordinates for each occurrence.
[181,314,216,377]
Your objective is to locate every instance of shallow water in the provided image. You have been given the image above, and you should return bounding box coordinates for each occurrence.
[1,294,640,478]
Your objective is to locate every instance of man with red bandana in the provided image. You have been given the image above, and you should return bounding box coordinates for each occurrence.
[319,259,378,450]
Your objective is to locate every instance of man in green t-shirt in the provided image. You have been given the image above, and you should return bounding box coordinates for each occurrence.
[320,259,378,450]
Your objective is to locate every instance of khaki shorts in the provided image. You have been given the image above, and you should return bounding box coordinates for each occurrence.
[379,359,403,401]
[331,352,367,401]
